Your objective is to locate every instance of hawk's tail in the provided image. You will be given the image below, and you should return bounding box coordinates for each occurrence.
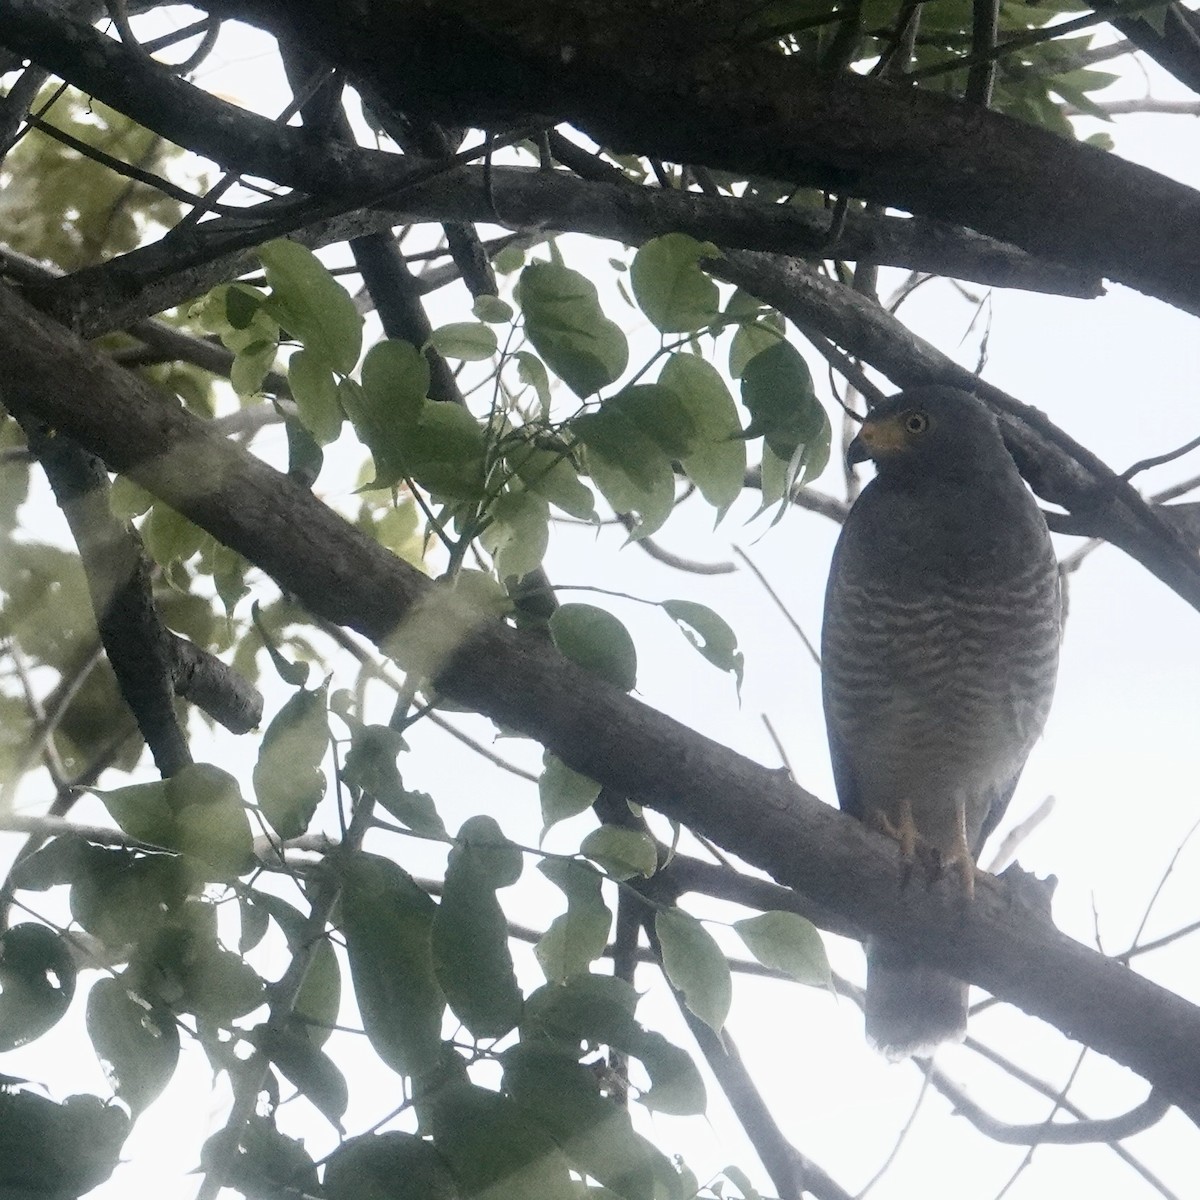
[865,940,968,1060]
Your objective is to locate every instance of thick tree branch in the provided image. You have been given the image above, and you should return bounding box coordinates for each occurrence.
[3,282,1200,1125]
[15,417,191,776]
[0,1,1116,317]
[174,0,1200,314]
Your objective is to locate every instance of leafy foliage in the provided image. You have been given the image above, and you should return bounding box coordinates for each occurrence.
[0,3,1147,1196]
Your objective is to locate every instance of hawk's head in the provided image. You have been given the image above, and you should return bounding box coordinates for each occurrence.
[848,386,1013,483]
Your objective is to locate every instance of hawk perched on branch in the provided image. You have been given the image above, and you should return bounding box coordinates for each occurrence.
[821,387,1061,1058]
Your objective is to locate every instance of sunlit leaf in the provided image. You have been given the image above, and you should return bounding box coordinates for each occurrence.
[534,859,612,983]
[259,239,363,373]
[288,348,343,445]
[479,487,550,580]
[538,751,601,833]
[252,683,330,841]
[655,907,731,1032]
[733,910,831,988]
[430,321,499,361]
[506,440,596,520]
[631,233,722,333]
[658,353,746,516]
[580,825,658,881]
[518,261,629,397]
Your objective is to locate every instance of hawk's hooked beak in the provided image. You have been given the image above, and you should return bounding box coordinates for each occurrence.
[846,432,871,467]
[846,415,907,467]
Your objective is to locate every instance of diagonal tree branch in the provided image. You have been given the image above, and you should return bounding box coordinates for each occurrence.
[710,251,1200,616]
[3,280,1200,1125]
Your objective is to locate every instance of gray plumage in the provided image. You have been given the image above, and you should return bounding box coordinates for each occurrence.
[821,386,1061,1058]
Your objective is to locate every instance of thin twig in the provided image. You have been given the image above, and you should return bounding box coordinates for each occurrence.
[733,546,821,667]
[1121,431,1200,481]
[856,1070,932,1198]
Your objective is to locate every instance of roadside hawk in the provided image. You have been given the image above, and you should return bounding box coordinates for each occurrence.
[821,386,1061,1058]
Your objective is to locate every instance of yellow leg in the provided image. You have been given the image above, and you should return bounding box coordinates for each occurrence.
[948,798,977,900]
[871,799,918,859]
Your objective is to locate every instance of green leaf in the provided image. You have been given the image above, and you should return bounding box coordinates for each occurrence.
[230,337,278,398]
[179,944,266,1022]
[324,1132,457,1200]
[142,500,206,568]
[250,1023,348,1129]
[630,233,721,333]
[288,348,343,445]
[733,911,831,988]
[97,764,254,880]
[610,384,700,458]
[503,1042,669,1200]
[506,440,596,520]
[660,600,744,692]
[0,1090,129,1197]
[728,318,782,379]
[494,243,526,274]
[201,1116,317,1199]
[739,340,822,457]
[433,816,524,1039]
[0,924,76,1051]
[86,978,179,1115]
[655,908,731,1032]
[534,859,612,983]
[405,401,489,501]
[474,294,514,324]
[239,893,271,954]
[538,751,601,833]
[523,975,705,1115]
[550,603,637,691]
[70,852,188,948]
[479,487,550,580]
[518,261,629,397]
[580,825,657,881]
[342,722,447,837]
[109,475,154,519]
[572,407,675,536]
[721,1164,761,1200]
[430,321,499,361]
[658,353,746,516]
[251,599,310,686]
[430,1078,579,1200]
[347,340,430,487]
[258,239,363,373]
[514,350,552,415]
[252,683,330,841]
[294,935,342,1047]
[339,852,445,1079]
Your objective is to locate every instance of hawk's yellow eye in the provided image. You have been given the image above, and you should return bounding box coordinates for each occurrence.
[904,412,929,434]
